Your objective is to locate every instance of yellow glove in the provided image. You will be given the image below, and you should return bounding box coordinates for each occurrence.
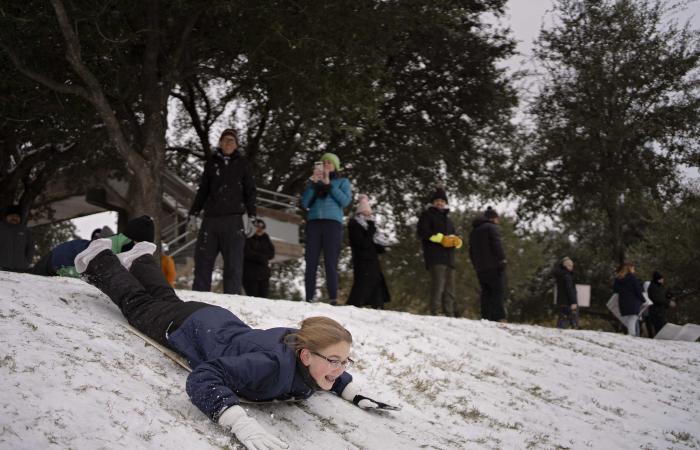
[440,235,463,249]
[429,233,444,244]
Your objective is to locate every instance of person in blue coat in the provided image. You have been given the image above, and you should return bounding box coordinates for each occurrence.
[73,237,390,450]
[612,261,645,336]
[300,153,352,304]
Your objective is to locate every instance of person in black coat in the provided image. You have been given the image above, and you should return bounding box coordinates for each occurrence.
[0,204,33,271]
[189,128,257,295]
[346,195,390,309]
[243,219,276,298]
[612,261,645,336]
[469,206,507,322]
[645,271,675,337]
[416,187,463,316]
[553,257,579,329]
[73,237,393,450]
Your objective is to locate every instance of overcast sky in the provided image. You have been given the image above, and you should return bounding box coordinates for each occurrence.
[72,1,700,238]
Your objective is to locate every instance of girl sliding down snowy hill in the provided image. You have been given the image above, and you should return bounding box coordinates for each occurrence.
[74,238,395,450]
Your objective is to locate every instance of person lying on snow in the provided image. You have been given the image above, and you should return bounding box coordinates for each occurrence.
[74,237,396,450]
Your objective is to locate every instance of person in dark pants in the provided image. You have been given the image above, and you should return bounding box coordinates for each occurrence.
[416,187,463,316]
[243,219,275,298]
[300,153,352,304]
[189,128,257,295]
[645,271,675,337]
[553,257,579,329]
[613,261,645,336]
[346,195,391,309]
[73,237,392,450]
[0,204,33,271]
[469,207,507,322]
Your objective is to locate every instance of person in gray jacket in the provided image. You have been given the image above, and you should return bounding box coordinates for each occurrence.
[0,204,33,271]
[553,257,578,329]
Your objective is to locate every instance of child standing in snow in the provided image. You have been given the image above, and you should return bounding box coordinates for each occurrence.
[73,238,393,450]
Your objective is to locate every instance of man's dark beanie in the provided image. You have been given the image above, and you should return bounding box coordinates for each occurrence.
[430,187,448,203]
[484,206,499,220]
[124,215,155,243]
[652,271,663,282]
[220,128,238,141]
[5,204,22,217]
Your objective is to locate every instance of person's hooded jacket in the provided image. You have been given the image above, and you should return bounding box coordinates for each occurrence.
[189,149,257,218]
[416,206,456,269]
[170,306,352,420]
[469,216,506,273]
[300,173,352,223]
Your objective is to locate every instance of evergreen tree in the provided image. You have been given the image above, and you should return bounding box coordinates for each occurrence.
[515,0,700,264]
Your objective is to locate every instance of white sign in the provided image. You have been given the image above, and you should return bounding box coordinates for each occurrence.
[553,284,591,307]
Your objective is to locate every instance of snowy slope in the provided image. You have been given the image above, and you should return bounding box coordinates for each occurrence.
[1,270,699,450]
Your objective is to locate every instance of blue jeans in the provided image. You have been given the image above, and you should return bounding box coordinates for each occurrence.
[304,220,342,301]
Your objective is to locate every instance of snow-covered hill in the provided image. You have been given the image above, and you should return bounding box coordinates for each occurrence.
[1,270,699,450]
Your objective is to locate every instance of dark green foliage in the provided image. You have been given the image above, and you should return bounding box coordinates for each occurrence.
[630,187,700,324]
[167,1,518,220]
[514,0,700,264]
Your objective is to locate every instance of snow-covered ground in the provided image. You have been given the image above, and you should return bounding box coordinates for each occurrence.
[1,270,699,450]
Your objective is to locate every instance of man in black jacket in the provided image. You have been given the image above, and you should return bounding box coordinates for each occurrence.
[646,271,675,337]
[242,219,275,298]
[469,207,507,322]
[189,128,257,295]
[0,204,33,271]
[416,187,463,316]
[553,257,578,329]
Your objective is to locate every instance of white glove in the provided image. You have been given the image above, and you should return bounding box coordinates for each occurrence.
[218,405,288,450]
[341,382,380,409]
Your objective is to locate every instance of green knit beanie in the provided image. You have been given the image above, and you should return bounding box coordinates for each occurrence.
[321,153,341,171]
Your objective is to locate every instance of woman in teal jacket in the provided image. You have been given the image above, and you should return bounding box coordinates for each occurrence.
[300,153,352,303]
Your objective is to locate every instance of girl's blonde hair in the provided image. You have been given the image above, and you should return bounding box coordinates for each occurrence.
[616,261,635,279]
[285,316,352,352]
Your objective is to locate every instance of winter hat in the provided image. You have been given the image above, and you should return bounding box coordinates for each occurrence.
[91,226,114,240]
[561,257,574,270]
[4,204,22,217]
[220,128,238,143]
[484,206,499,220]
[430,187,448,204]
[356,194,372,215]
[255,218,267,229]
[320,153,341,171]
[124,215,155,243]
[652,271,663,282]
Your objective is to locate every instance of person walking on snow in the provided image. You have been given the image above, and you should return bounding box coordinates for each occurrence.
[416,187,463,316]
[73,237,395,450]
[553,257,578,329]
[346,194,391,309]
[469,206,507,322]
[300,153,352,304]
[189,128,257,295]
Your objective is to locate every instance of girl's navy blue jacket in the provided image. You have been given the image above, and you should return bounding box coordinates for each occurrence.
[168,306,353,420]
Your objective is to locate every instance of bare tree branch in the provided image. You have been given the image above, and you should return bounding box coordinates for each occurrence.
[0,42,89,99]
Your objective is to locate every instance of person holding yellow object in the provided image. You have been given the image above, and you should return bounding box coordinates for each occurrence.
[417,186,461,316]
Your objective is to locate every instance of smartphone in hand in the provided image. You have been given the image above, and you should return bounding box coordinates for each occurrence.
[311,161,324,181]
